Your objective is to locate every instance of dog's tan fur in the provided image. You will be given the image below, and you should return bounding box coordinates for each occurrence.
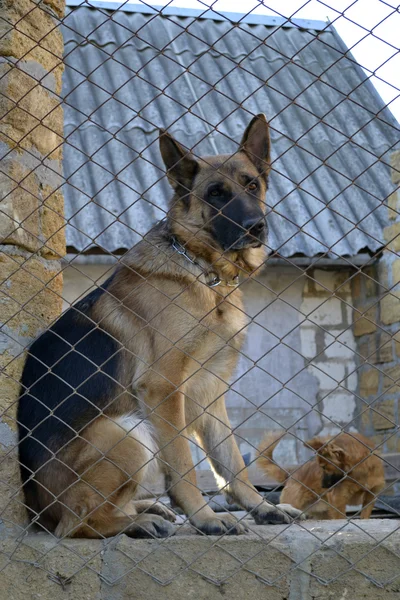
[26,115,302,538]
[258,432,385,519]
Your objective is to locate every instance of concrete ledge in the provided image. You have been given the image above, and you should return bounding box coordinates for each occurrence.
[0,519,399,599]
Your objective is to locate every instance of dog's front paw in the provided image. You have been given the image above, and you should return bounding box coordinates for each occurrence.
[252,501,302,525]
[277,503,305,520]
[191,512,248,536]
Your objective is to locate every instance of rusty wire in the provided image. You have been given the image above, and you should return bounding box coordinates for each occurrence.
[1,0,400,592]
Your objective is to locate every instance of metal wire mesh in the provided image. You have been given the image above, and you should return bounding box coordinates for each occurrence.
[1,0,400,595]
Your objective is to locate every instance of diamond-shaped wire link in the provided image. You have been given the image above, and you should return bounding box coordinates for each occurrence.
[1,0,400,593]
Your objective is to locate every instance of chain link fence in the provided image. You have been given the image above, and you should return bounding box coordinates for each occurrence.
[1,0,400,596]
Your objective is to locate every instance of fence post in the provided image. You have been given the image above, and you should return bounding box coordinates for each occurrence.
[0,0,66,531]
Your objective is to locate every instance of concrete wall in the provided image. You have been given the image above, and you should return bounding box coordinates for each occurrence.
[0,0,66,531]
[0,520,399,599]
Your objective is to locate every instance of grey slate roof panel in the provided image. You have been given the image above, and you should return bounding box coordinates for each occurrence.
[62,5,400,257]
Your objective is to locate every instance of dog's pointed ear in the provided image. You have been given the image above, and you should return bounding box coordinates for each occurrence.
[305,437,325,452]
[240,113,271,180]
[159,129,199,195]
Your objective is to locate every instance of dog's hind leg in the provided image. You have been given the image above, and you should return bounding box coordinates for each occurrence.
[360,485,384,519]
[55,417,175,539]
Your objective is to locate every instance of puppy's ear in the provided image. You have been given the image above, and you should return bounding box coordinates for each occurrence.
[305,437,325,452]
[159,130,198,196]
[240,113,271,180]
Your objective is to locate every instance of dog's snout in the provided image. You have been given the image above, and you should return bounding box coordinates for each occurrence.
[242,215,265,239]
[242,215,266,237]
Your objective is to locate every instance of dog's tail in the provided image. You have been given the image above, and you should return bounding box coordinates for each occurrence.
[257,431,290,484]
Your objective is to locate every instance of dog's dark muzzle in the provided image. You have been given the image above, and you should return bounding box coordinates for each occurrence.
[211,199,267,251]
[233,214,267,250]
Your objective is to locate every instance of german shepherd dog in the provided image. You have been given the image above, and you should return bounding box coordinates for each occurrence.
[258,432,385,519]
[18,114,302,539]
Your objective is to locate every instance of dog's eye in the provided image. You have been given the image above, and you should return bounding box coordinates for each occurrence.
[247,182,258,191]
[209,189,220,197]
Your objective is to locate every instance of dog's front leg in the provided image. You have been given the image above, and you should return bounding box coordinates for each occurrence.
[146,386,246,535]
[195,398,303,524]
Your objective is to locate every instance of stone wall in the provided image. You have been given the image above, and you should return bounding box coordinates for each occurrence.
[352,150,400,457]
[0,0,66,530]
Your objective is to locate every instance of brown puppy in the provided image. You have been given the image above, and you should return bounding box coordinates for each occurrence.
[18,114,302,539]
[258,432,385,519]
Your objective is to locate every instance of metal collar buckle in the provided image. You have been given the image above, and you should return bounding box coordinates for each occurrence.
[171,236,240,289]
[207,274,240,288]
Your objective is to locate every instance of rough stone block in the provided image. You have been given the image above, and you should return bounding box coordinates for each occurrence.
[386,434,400,452]
[384,222,400,252]
[359,368,379,397]
[378,259,389,291]
[0,352,26,427]
[0,250,62,338]
[378,340,394,364]
[392,259,400,290]
[0,161,65,258]
[353,305,377,336]
[351,273,362,302]
[0,161,40,252]
[0,0,64,94]
[364,266,378,297]
[383,365,400,394]
[381,293,400,325]
[358,334,377,363]
[41,185,65,258]
[360,407,371,430]
[372,431,390,450]
[371,399,396,430]
[0,521,398,599]
[309,269,335,293]
[0,445,26,530]
[388,191,399,220]
[391,150,400,184]
[310,540,400,598]
[333,270,352,295]
[102,530,291,599]
[0,535,101,599]
[0,63,63,158]
[306,270,352,297]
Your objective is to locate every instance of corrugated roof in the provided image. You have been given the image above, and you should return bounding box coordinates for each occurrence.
[62,3,400,258]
